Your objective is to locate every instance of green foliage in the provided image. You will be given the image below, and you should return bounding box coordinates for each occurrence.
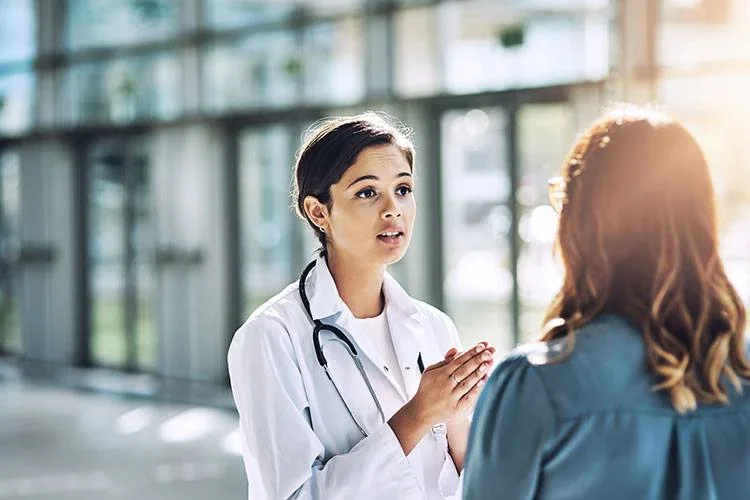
[498,24,525,48]
[283,56,303,77]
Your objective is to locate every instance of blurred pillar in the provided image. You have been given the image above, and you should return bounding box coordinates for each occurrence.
[611,0,659,104]
[570,84,606,132]
[364,1,395,99]
[17,140,77,362]
[151,123,230,383]
[34,0,64,129]
[180,0,203,117]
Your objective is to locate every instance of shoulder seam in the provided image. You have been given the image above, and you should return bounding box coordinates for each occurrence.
[247,282,301,321]
[524,359,559,422]
[518,358,561,461]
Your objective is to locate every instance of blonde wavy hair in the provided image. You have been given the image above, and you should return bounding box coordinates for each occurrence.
[543,105,750,414]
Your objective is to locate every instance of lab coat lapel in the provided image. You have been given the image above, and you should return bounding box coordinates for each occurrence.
[387,310,426,399]
[336,308,410,400]
[307,254,346,321]
[383,273,426,399]
[306,256,408,399]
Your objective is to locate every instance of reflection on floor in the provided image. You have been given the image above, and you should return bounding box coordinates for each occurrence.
[0,382,246,499]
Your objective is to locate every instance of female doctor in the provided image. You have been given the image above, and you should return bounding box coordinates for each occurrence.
[227,113,495,500]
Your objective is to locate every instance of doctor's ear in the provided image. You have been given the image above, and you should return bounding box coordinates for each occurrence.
[303,195,329,230]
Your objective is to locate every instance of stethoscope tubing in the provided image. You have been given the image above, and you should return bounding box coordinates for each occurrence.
[299,259,426,437]
[299,260,385,436]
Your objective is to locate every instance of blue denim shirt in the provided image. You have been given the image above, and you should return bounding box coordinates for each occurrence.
[463,314,750,500]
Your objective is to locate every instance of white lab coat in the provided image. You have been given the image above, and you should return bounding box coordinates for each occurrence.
[228,254,463,500]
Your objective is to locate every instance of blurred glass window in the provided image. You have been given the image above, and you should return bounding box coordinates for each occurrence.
[87,137,156,370]
[203,31,301,112]
[440,108,514,355]
[0,148,22,356]
[64,0,180,51]
[0,0,35,63]
[396,0,609,96]
[659,70,750,309]
[394,6,441,97]
[304,0,366,16]
[303,19,365,105]
[238,126,297,317]
[63,53,181,125]
[0,70,34,135]
[516,103,574,341]
[203,19,364,112]
[394,0,435,7]
[203,0,365,30]
[204,0,295,29]
[659,0,750,68]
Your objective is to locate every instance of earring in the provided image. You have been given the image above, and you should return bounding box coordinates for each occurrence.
[319,226,326,233]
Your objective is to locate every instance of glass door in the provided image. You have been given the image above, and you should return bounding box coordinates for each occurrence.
[440,107,514,354]
[87,136,156,371]
[238,125,304,318]
[0,147,21,355]
[438,97,575,355]
[516,103,575,341]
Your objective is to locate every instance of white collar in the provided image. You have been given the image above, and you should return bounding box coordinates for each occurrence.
[304,254,424,323]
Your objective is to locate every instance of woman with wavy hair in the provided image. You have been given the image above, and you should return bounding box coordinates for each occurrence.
[463,105,750,499]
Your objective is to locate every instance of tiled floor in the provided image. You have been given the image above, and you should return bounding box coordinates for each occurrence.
[0,382,246,499]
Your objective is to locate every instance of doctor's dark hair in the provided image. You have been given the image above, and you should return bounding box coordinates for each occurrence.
[292,112,415,254]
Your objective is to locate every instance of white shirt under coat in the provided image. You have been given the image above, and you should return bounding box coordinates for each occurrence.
[227,254,463,499]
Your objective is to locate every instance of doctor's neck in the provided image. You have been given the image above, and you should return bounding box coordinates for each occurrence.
[325,249,386,319]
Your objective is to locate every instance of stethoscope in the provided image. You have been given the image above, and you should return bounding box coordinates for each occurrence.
[299,260,426,437]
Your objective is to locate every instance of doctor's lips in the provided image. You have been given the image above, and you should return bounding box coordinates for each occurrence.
[377,227,405,244]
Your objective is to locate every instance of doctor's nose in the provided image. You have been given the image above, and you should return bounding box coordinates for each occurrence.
[381,195,402,219]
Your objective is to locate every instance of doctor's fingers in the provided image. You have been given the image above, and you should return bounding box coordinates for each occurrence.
[443,342,490,372]
[423,346,470,372]
[448,348,494,385]
[457,373,490,408]
[424,349,458,372]
[424,343,493,375]
[423,357,454,372]
[443,347,459,361]
[450,358,493,398]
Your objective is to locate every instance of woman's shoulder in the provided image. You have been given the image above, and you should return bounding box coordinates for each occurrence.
[498,314,663,418]
[229,282,305,356]
[478,349,558,425]
[245,281,304,325]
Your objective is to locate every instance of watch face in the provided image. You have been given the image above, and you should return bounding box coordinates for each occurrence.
[430,423,447,440]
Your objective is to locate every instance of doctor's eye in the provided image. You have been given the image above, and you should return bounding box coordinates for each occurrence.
[356,188,377,199]
[396,185,413,196]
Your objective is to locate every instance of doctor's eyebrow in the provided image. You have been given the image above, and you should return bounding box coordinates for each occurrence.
[346,172,412,189]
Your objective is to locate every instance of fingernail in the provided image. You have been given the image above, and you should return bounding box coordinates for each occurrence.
[478,379,485,387]
[482,352,491,360]
[479,363,487,372]
[475,345,483,353]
